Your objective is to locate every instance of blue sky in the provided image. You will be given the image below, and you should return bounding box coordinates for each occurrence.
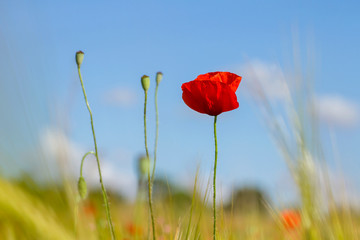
[0,0,359,202]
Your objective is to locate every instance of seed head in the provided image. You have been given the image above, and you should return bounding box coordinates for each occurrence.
[156,72,163,85]
[141,75,150,92]
[76,51,84,67]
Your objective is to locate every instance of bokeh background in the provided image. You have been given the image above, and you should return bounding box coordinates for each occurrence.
[1,0,359,207]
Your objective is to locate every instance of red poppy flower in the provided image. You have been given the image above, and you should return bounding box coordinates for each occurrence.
[181,72,242,116]
[281,210,301,230]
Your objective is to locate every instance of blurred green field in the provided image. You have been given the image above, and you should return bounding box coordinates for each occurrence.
[1,172,359,239]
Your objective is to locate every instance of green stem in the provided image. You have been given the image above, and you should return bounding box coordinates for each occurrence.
[77,67,116,240]
[213,115,218,240]
[151,83,159,183]
[144,91,156,240]
[79,151,95,177]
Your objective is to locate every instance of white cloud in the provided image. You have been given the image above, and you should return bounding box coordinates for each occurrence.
[83,157,137,200]
[39,127,83,176]
[237,60,359,128]
[39,126,137,200]
[314,95,359,128]
[238,60,291,102]
[103,87,137,107]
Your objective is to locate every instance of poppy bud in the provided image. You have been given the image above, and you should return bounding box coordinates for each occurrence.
[137,155,150,176]
[156,72,163,85]
[76,51,84,67]
[141,75,150,92]
[78,176,87,199]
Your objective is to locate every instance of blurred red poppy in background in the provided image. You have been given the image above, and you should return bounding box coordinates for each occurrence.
[281,210,301,230]
[82,201,97,217]
[181,72,242,116]
[126,222,143,236]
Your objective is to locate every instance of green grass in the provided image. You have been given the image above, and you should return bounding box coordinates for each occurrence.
[0,174,360,240]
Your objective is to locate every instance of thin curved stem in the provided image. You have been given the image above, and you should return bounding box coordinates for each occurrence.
[144,91,156,240]
[79,151,95,177]
[77,67,116,240]
[151,83,159,183]
[213,115,218,240]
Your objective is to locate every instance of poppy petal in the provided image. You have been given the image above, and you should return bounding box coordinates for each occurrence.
[195,72,242,92]
[182,80,239,116]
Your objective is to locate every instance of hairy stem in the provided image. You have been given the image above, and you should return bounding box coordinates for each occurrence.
[144,91,156,240]
[151,83,159,183]
[213,115,218,240]
[77,67,116,240]
[79,151,95,177]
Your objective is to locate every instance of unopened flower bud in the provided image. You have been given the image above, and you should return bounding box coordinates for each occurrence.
[78,176,87,199]
[156,72,163,85]
[138,155,150,176]
[76,51,84,67]
[141,75,150,92]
